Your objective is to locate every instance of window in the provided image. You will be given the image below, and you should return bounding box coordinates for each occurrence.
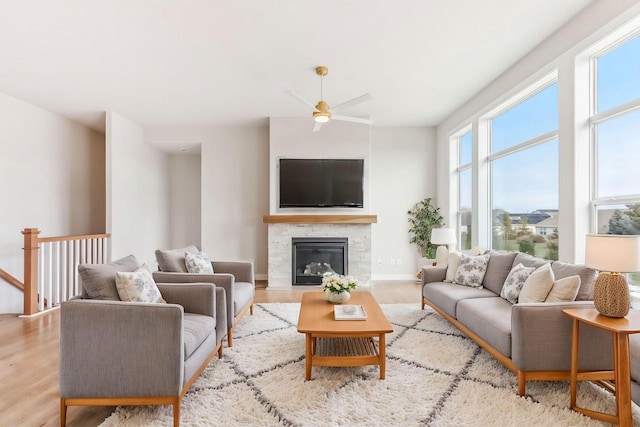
[489,81,559,260]
[457,131,472,251]
[591,33,640,285]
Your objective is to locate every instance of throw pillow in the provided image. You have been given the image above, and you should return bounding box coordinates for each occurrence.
[185,251,214,274]
[444,250,462,283]
[518,263,555,303]
[155,245,200,272]
[115,265,165,303]
[453,253,490,288]
[545,275,581,302]
[500,263,535,304]
[78,254,140,300]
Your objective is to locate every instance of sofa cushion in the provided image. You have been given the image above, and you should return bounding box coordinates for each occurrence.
[423,282,497,318]
[156,246,200,272]
[500,263,535,304]
[482,251,518,294]
[115,265,166,304]
[185,251,214,274]
[79,255,139,300]
[183,313,215,360]
[544,275,581,302]
[444,251,462,283]
[518,264,555,303]
[513,252,549,269]
[456,297,513,357]
[551,261,597,301]
[233,281,254,316]
[454,253,490,288]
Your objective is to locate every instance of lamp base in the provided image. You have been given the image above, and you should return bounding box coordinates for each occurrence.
[434,245,449,268]
[593,272,630,318]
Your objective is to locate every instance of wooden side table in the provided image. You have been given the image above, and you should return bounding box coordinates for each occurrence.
[562,308,640,426]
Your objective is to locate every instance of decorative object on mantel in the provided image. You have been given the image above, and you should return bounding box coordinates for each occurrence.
[322,272,358,304]
[585,234,640,318]
[430,227,457,267]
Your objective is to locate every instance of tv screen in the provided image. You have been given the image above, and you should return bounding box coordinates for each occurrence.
[279,159,364,208]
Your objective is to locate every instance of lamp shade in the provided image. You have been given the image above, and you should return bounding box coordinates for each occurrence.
[585,234,640,273]
[431,228,457,245]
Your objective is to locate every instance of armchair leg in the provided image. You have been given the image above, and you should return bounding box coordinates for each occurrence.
[517,371,526,396]
[250,304,254,315]
[228,328,233,347]
[218,345,223,359]
[60,399,67,427]
[173,398,180,427]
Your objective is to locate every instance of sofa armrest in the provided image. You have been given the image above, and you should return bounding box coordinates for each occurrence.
[421,267,447,288]
[153,272,235,325]
[215,286,228,343]
[511,301,613,371]
[156,283,216,317]
[59,300,184,398]
[212,260,254,284]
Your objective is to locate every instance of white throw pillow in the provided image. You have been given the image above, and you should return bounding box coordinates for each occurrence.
[500,263,535,304]
[445,251,462,283]
[518,263,555,303]
[185,251,214,274]
[454,253,490,288]
[115,265,165,303]
[545,275,581,302]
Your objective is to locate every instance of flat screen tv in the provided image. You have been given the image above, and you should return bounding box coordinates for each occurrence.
[279,158,364,208]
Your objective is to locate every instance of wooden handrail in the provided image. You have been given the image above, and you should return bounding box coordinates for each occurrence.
[38,232,111,243]
[0,268,24,291]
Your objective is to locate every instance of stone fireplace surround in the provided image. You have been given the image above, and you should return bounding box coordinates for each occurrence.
[264,215,375,288]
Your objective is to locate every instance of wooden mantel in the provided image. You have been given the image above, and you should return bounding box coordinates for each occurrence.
[263,214,377,224]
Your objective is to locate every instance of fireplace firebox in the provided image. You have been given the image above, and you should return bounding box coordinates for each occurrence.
[292,237,348,285]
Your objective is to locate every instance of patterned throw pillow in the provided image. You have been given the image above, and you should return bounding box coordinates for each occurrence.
[453,253,490,288]
[185,251,214,274]
[115,265,165,303]
[500,263,535,304]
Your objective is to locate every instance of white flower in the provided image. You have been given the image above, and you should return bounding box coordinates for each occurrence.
[321,273,358,294]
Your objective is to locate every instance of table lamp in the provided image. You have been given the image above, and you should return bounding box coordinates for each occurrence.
[585,234,640,318]
[431,228,457,267]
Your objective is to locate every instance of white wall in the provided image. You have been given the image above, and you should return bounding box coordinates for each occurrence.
[0,91,105,314]
[370,127,437,280]
[436,1,640,263]
[201,127,269,275]
[168,154,201,248]
[106,112,170,269]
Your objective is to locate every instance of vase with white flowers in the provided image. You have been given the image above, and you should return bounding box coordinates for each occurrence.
[321,272,358,303]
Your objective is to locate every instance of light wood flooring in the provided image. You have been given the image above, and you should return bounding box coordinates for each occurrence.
[0,281,421,427]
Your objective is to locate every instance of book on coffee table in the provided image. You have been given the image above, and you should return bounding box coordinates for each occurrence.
[334,305,368,320]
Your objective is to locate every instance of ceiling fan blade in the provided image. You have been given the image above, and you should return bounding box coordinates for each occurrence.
[312,122,323,132]
[286,90,318,111]
[331,93,372,112]
[332,114,373,125]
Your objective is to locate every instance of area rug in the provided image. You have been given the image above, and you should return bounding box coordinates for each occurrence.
[101,303,640,426]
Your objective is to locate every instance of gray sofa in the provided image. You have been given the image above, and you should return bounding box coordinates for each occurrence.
[422,250,614,396]
[60,256,227,427]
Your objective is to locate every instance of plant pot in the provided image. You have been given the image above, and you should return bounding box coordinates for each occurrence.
[326,290,350,304]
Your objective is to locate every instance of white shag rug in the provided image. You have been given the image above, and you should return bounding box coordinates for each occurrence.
[101,303,640,427]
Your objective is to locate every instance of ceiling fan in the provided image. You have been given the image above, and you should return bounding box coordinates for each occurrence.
[287,66,373,132]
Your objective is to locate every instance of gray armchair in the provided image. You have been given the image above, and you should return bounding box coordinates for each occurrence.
[154,246,255,347]
[59,282,227,427]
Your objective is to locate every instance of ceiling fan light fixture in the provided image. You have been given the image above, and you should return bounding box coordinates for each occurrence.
[313,111,331,123]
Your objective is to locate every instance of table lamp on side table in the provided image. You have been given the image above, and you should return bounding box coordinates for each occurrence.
[430,228,457,267]
[585,234,640,318]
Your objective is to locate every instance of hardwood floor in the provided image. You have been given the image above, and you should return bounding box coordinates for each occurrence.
[0,281,421,426]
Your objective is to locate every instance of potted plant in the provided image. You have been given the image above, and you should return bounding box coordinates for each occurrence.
[407,197,444,267]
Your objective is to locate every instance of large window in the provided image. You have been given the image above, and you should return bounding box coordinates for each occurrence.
[591,33,640,285]
[489,81,559,260]
[457,131,472,251]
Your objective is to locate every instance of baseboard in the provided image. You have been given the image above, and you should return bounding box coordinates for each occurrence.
[371,274,419,281]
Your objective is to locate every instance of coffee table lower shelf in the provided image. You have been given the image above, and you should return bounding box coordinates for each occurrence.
[305,335,386,380]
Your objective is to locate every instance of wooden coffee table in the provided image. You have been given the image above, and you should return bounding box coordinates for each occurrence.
[297,291,393,380]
